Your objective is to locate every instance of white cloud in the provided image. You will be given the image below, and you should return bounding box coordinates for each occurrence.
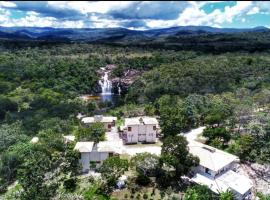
[145,1,256,29]
[0,1,266,29]
[0,1,16,8]
[47,1,134,15]
[255,1,270,13]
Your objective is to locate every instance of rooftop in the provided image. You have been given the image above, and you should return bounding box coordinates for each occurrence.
[74,142,94,152]
[192,170,252,195]
[97,141,123,154]
[63,135,75,142]
[124,117,158,126]
[82,116,117,124]
[188,141,238,172]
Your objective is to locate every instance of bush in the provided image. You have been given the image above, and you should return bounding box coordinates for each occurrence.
[136,174,151,186]
[63,177,77,192]
[136,193,141,200]
[143,193,148,199]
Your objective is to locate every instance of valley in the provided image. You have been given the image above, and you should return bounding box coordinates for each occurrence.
[0,27,270,200]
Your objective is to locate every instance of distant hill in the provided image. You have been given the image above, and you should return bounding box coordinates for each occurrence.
[0,26,270,53]
[0,26,268,42]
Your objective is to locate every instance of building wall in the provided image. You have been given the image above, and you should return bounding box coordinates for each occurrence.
[126,125,139,143]
[125,123,157,144]
[80,152,91,172]
[145,124,156,143]
[103,122,113,131]
[90,151,109,162]
[79,151,110,172]
[194,161,236,178]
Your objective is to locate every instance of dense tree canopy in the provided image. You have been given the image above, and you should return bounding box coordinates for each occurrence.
[161,136,199,178]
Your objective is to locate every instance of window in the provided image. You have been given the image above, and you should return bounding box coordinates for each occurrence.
[128,127,132,131]
[153,126,156,130]
[108,124,112,129]
[205,168,211,175]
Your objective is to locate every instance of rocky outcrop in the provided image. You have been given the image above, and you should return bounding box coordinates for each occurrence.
[96,65,140,95]
[111,69,141,94]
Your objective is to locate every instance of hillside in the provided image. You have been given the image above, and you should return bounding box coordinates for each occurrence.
[0,28,270,199]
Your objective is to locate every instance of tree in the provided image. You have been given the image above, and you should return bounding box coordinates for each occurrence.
[204,95,233,127]
[0,96,17,120]
[161,136,199,179]
[228,135,255,161]
[76,122,106,143]
[257,192,270,200]
[183,185,216,200]
[17,150,59,200]
[158,96,189,137]
[0,121,28,152]
[98,157,128,194]
[130,153,160,177]
[220,190,235,200]
[83,182,109,200]
[202,126,231,148]
[0,142,32,192]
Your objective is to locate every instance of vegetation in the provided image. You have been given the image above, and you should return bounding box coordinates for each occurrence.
[75,122,106,143]
[160,136,199,181]
[183,185,217,200]
[0,34,270,199]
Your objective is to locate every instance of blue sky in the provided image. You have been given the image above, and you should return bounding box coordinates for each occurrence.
[0,1,269,29]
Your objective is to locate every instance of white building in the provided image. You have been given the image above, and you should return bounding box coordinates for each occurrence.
[74,141,122,173]
[63,135,75,143]
[189,141,252,199]
[122,117,158,144]
[81,115,117,132]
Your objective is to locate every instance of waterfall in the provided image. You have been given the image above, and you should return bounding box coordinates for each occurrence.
[99,71,112,95]
[117,82,121,95]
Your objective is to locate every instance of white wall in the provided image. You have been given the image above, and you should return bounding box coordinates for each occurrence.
[90,151,109,162]
[79,151,110,172]
[194,161,236,178]
[80,152,91,172]
[125,124,157,143]
[126,125,139,143]
[145,124,156,143]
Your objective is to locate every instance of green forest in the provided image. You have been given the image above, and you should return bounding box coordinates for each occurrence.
[0,37,270,200]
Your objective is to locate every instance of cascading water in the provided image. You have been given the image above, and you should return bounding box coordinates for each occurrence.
[99,71,112,95]
[117,82,121,95]
[98,66,119,105]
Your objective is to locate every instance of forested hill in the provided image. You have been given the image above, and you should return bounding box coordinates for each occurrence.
[0,26,270,53]
[1,28,270,199]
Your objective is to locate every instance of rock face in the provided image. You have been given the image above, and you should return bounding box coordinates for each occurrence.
[111,69,141,94]
[96,65,140,95]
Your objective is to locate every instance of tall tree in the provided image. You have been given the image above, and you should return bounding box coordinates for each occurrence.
[161,135,199,179]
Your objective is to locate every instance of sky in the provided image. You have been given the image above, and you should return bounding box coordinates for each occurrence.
[0,1,269,29]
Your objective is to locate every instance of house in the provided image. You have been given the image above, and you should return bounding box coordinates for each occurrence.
[122,117,158,144]
[189,141,252,200]
[81,115,117,131]
[63,135,75,143]
[74,141,122,172]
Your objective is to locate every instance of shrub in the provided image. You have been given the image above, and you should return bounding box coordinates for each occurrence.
[136,174,151,186]
[143,193,148,199]
[63,177,77,192]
